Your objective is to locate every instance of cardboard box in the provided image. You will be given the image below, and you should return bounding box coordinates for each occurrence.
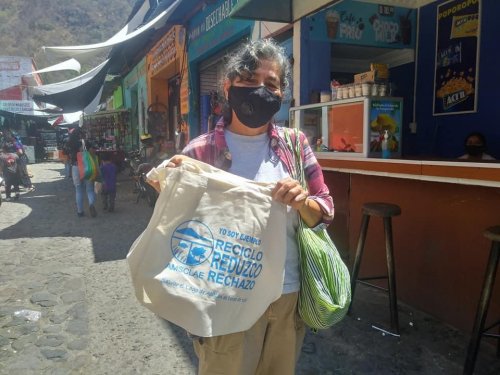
[354,70,376,83]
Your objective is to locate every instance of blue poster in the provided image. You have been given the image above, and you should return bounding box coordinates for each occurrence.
[308,0,416,48]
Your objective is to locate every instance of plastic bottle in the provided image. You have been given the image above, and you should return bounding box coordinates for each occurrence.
[381,130,391,159]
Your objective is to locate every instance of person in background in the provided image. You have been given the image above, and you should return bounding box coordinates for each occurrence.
[61,138,72,178]
[13,140,34,191]
[0,144,21,201]
[100,152,117,212]
[67,128,97,217]
[3,130,32,189]
[175,121,186,153]
[140,134,155,162]
[159,39,334,375]
[459,132,496,161]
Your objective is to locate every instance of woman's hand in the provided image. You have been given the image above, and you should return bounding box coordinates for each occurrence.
[272,177,323,228]
[271,177,308,211]
[157,154,187,169]
[148,154,187,193]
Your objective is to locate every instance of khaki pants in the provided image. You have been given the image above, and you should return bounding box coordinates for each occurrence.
[193,292,305,375]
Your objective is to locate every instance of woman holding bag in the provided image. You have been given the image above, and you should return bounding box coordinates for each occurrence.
[158,39,334,375]
[67,128,98,218]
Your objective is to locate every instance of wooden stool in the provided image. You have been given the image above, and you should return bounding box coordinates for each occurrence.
[464,226,500,374]
[349,202,402,335]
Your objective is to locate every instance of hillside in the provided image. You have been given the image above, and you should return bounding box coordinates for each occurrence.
[0,0,135,81]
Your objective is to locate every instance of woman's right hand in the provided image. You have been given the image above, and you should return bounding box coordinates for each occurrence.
[148,155,187,193]
[161,154,187,168]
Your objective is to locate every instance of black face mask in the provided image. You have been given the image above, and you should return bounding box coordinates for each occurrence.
[228,86,282,128]
[466,145,485,156]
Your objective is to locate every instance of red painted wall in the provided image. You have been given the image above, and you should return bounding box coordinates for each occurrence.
[326,170,500,333]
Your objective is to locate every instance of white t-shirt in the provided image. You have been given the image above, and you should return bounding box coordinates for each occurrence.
[225,129,300,294]
[458,153,495,160]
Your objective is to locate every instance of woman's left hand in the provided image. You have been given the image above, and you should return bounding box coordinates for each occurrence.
[272,177,308,211]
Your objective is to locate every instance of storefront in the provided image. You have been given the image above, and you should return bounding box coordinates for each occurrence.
[231,0,499,335]
[186,0,254,138]
[307,0,499,334]
[146,25,187,154]
[82,109,130,166]
[296,0,417,157]
[123,58,148,151]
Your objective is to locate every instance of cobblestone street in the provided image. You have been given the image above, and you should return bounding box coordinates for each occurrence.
[1,162,196,374]
[1,162,499,374]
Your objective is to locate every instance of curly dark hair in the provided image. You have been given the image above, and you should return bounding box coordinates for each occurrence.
[222,38,291,91]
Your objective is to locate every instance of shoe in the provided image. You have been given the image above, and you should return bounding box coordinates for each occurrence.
[89,205,97,217]
[103,205,108,211]
[108,206,114,213]
[14,193,20,200]
[77,212,84,217]
[4,197,11,202]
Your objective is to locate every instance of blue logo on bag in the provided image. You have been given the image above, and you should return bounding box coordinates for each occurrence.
[171,220,214,266]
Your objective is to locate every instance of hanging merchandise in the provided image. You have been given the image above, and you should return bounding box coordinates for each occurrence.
[83,109,130,149]
[199,63,221,134]
[208,90,223,132]
[147,102,168,139]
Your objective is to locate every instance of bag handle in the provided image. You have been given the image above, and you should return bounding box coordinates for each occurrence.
[283,128,306,189]
[81,139,87,151]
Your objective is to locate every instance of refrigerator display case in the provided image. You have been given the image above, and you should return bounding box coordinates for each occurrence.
[289,97,403,158]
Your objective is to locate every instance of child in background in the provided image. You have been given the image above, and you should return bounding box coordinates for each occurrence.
[61,139,72,178]
[100,153,117,212]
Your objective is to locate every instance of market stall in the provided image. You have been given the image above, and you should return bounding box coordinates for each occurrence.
[283,0,500,336]
[82,109,130,168]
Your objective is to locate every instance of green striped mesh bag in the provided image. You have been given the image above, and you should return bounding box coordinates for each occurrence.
[285,129,351,330]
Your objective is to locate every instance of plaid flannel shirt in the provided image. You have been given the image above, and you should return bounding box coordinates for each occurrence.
[182,119,334,227]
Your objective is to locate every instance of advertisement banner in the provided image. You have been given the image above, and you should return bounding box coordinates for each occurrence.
[368,98,402,158]
[433,0,480,115]
[308,1,416,48]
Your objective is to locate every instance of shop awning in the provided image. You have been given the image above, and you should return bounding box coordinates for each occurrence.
[31,59,109,96]
[32,0,202,111]
[27,58,81,75]
[42,0,182,59]
[230,0,437,22]
[31,60,111,112]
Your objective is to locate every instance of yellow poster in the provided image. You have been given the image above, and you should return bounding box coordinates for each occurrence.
[450,13,479,39]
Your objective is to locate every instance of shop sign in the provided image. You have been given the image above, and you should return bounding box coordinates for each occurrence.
[0,61,20,71]
[308,1,416,48]
[0,100,33,113]
[433,0,480,115]
[187,0,253,61]
[149,27,182,77]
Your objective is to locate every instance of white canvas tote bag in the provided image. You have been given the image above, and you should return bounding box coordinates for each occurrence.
[127,157,287,337]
